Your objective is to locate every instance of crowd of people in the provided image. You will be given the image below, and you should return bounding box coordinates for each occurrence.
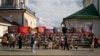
[1,33,70,51]
[1,33,22,49]
[1,32,99,52]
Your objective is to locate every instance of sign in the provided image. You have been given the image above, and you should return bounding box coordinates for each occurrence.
[37,26,46,33]
[8,26,18,33]
[19,26,30,35]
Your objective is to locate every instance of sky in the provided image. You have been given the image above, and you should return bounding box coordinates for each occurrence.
[28,0,83,28]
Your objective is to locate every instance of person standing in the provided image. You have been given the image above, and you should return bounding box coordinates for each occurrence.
[1,34,7,47]
[89,33,95,51]
[30,34,35,52]
[44,37,49,49]
[60,35,64,49]
[63,35,69,50]
[48,35,53,49]
[9,33,16,49]
[6,33,9,47]
[18,34,22,49]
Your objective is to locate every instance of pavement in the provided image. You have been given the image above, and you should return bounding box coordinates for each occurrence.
[0,44,100,56]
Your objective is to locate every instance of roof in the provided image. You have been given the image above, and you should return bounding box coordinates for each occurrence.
[63,4,100,20]
[0,9,26,13]
[0,16,11,24]
[0,16,20,26]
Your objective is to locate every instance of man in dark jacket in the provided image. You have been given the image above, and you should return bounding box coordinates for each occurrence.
[18,34,22,49]
[63,35,69,50]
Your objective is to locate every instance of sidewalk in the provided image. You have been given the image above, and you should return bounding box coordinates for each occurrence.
[0,45,100,56]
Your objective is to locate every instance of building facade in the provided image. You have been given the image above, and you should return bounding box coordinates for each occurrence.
[83,0,100,38]
[0,0,38,37]
[24,7,38,29]
[62,0,100,38]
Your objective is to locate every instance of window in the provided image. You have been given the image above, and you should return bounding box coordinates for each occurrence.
[1,0,16,7]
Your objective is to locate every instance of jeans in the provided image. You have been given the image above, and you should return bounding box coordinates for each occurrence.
[32,44,35,51]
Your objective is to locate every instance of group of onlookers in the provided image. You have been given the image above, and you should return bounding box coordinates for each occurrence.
[1,33,70,51]
[1,32,99,52]
[2,33,15,48]
[1,33,22,49]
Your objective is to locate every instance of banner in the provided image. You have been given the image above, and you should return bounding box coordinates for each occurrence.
[19,26,30,35]
[37,26,46,33]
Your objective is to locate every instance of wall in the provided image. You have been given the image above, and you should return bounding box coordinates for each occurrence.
[65,19,78,28]
[0,0,1,6]
[24,11,37,28]
[64,18,100,38]
[92,19,100,38]
[0,26,8,37]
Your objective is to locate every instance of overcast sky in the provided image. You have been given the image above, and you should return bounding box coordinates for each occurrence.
[28,0,83,28]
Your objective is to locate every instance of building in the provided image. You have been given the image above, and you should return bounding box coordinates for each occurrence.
[0,0,38,37]
[62,0,100,38]
[83,0,100,38]
[83,0,93,7]
[83,0,100,14]
[24,8,38,29]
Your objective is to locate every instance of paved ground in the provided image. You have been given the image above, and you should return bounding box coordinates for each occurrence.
[0,45,100,56]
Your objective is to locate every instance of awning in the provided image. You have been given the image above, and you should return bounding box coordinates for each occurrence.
[63,4,100,20]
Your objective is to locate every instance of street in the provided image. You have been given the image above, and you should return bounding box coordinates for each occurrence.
[0,44,100,56]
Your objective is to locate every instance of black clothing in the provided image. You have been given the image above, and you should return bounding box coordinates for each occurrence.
[94,38,99,48]
[62,27,67,33]
[9,42,15,48]
[63,37,69,50]
[18,36,22,49]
